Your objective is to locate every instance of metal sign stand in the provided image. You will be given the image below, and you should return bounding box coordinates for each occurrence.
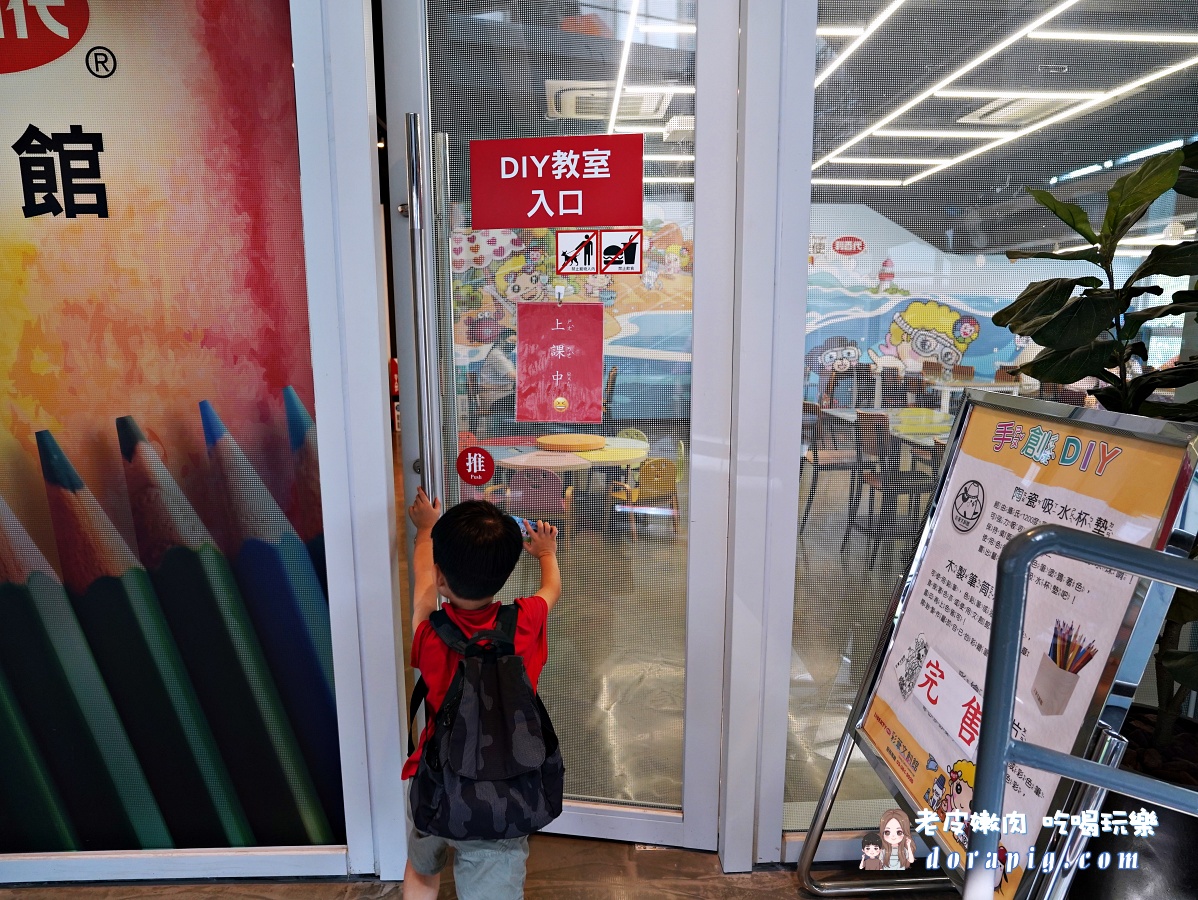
[796,393,1198,899]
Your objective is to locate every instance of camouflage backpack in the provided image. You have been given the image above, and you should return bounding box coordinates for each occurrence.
[408,604,564,840]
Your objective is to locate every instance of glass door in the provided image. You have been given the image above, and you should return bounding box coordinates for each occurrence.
[382,0,733,850]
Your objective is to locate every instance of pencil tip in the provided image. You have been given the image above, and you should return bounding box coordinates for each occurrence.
[283,386,313,451]
[199,401,226,447]
[115,416,147,461]
[35,430,85,491]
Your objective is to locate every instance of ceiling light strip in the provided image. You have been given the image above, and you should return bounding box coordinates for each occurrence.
[934,89,1102,100]
[903,51,1198,186]
[644,154,696,161]
[830,157,952,165]
[813,0,1082,169]
[816,25,866,37]
[623,84,696,94]
[607,0,643,135]
[874,128,1016,139]
[814,0,907,88]
[1029,30,1198,44]
[813,177,905,186]
[644,176,696,184]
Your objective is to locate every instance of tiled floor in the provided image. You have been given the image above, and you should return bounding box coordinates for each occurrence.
[0,834,958,899]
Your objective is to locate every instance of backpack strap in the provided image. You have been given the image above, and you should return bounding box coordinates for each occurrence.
[429,608,470,654]
[495,602,519,640]
[407,675,428,757]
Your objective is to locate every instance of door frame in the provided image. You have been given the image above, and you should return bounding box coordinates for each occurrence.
[381,0,742,852]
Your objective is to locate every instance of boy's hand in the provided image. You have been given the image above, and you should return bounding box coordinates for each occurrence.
[522,519,558,558]
[408,486,442,531]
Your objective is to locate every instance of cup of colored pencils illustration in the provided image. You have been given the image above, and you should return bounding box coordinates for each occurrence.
[1032,620,1096,716]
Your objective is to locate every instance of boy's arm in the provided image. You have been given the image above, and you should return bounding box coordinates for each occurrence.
[408,487,442,630]
[521,519,562,612]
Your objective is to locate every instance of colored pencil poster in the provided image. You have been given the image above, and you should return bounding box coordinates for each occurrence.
[860,403,1190,897]
[0,0,333,851]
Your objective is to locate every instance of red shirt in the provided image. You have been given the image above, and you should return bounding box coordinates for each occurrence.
[402,595,549,779]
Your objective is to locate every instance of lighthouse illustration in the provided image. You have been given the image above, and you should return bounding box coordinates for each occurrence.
[877,258,895,290]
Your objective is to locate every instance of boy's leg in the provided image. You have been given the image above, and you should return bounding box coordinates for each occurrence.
[450,836,529,900]
[403,857,442,900]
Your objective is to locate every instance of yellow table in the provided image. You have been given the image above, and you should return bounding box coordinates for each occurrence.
[536,433,606,452]
[576,437,651,467]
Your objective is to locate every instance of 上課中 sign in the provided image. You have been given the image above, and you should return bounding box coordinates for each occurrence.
[470,134,643,230]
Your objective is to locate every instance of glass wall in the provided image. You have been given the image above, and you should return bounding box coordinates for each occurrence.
[422,0,697,808]
[785,0,1198,833]
[0,0,341,851]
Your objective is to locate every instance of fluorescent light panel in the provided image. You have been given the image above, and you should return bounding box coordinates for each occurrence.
[934,89,1102,100]
[608,0,643,134]
[874,128,1016,139]
[1030,29,1198,43]
[813,177,904,186]
[904,51,1198,186]
[813,0,1083,169]
[814,0,907,88]
[644,153,696,161]
[816,25,865,37]
[644,176,695,184]
[1123,138,1184,163]
[613,124,667,134]
[831,156,952,165]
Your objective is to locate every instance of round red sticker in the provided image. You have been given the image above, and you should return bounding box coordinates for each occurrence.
[456,446,495,486]
[0,0,90,74]
[832,235,866,255]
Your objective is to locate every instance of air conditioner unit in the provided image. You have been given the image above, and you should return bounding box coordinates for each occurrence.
[958,97,1078,126]
[545,80,672,120]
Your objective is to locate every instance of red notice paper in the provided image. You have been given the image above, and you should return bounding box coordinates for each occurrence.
[516,302,605,423]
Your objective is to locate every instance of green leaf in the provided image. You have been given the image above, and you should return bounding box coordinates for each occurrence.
[1091,385,1127,412]
[1125,341,1149,363]
[1022,288,1128,350]
[1160,649,1198,694]
[1120,296,1198,340]
[1005,247,1104,267]
[1167,588,1198,625]
[1100,150,1184,247]
[1018,340,1118,385]
[1138,398,1198,421]
[994,276,1103,333]
[1127,361,1198,410]
[1128,241,1198,285]
[1027,187,1099,244]
[1182,141,1198,170]
[1176,170,1198,199]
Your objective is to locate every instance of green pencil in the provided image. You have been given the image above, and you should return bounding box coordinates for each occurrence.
[36,429,254,848]
[118,416,332,845]
[0,494,171,849]
[0,662,77,851]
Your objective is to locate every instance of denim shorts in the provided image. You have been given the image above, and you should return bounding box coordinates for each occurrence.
[406,783,529,900]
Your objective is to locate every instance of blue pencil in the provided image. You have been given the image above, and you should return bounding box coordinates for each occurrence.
[283,386,326,599]
[200,401,344,838]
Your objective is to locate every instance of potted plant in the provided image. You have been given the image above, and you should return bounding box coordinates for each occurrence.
[995,145,1198,894]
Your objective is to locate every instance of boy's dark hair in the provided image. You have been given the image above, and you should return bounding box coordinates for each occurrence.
[862,832,882,849]
[432,500,523,599]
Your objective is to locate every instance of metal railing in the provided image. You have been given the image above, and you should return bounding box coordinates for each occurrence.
[964,524,1198,899]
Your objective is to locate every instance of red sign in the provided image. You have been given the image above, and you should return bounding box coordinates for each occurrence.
[456,446,495,486]
[832,235,866,255]
[0,0,90,74]
[388,358,399,396]
[516,302,604,423]
[470,134,643,230]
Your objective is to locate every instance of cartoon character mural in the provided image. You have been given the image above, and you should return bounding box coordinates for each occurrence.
[867,300,980,378]
[878,808,916,869]
[860,832,884,870]
[805,336,862,406]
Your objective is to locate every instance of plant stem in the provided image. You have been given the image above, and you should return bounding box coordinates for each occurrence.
[1153,618,1186,750]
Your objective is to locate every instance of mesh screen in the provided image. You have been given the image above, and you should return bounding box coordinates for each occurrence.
[785,0,1198,832]
[425,0,696,808]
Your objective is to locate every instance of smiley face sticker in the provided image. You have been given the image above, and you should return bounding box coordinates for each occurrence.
[553,396,569,412]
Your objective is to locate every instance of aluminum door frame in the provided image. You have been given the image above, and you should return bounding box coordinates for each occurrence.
[381,0,741,851]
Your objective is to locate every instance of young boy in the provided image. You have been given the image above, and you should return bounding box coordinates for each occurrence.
[403,487,561,900]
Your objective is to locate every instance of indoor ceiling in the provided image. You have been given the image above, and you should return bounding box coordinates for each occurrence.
[813,0,1198,254]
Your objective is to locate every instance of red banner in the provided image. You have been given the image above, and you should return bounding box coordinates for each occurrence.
[470,134,643,230]
[516,302,605,423]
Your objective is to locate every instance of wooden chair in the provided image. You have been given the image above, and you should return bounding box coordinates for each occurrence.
[608,458,679,540]
[904,374,937,409]
[879,369,906,408]
[463,372,481,434]
[801,403,857,532]
[951,364,975,381]
[505,468,574,551]
[602,366,618,426]
[842,413,937,568]
[922,359,942,379]
[995,365,1020,383]
[617,427,648,443]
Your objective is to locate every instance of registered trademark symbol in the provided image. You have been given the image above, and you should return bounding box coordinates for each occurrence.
[86,46,117,79]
